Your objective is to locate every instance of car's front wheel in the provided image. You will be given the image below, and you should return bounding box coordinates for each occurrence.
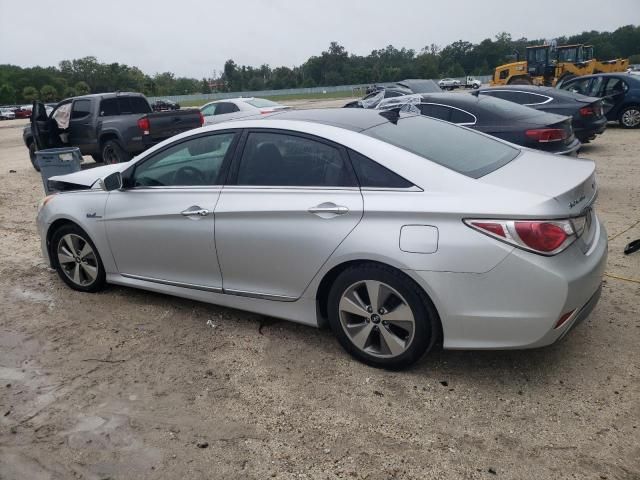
[328,264,439,369]
[619,105,640,129]
[51,224,106,292]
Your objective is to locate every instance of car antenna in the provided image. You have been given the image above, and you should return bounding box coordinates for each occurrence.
[470,89,480,97]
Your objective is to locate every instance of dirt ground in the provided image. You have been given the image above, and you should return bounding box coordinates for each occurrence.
[0,106,639,480]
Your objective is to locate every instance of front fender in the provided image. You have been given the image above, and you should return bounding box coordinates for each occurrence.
[38,191,116,273]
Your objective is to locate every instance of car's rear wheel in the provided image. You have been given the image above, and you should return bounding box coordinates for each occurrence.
[28,142,40,171]
[328,264,438,369]
[620,105,640,129]
[51,224,106,292]
[102,140,130,164]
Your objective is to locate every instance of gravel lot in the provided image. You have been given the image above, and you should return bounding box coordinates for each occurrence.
[0,105,639,479]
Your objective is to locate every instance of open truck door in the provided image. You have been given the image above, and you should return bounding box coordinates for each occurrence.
[31,101,55,150]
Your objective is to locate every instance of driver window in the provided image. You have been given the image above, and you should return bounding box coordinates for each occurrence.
[132,132,236,187]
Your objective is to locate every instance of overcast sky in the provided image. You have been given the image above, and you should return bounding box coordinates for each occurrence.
[1,0,638,78]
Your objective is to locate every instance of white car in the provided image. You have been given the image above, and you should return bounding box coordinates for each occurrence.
[438,78,461,90]
[201,97,290,125]
[0,108,16,120]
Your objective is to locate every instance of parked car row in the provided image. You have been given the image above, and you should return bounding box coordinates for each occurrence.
[0,104,33,120]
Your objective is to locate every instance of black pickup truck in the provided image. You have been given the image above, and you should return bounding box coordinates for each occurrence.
[24,92,203,171]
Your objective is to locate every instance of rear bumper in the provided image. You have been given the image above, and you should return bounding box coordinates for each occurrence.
[555,137,582,156]
[575,117,607,141]
[411,215,607,350]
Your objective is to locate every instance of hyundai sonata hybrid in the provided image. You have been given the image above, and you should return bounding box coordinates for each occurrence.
[37,109,606,369]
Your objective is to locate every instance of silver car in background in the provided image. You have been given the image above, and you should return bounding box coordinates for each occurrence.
[37,109,606,368]
[201,97,290,125]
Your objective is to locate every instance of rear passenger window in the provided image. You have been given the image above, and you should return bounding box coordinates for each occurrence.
[100,98,119,116]
[236,132,355,187]
[349,150,414,189]
[450,108,476,124]
[215,102,240,115]
[419,104,451,121]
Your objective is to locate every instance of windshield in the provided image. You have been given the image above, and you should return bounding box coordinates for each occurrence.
[363,115,519,178]
[246,98,280,108]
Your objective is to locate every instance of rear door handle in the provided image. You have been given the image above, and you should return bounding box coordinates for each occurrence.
[308,203,349,216]
[181,206,210,217]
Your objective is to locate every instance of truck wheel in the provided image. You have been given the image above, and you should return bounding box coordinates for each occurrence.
[102,140,130,164]
[29,142,40,172]
[509,77,532,85]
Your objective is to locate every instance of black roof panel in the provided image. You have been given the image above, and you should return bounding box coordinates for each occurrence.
[264,108,395,132]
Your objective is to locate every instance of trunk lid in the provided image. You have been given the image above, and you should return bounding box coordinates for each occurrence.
[480,149,597,217]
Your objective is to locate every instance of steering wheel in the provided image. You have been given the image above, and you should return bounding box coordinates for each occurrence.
[173,166,206,186]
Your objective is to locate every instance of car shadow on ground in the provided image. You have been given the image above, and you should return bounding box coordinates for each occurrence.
[101,281,580,387]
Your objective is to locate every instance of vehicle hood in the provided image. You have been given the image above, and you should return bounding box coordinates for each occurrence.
[480,149,597,216]
[49,161,132,188]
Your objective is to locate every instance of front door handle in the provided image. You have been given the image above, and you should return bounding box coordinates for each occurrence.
[181,206,210,217]
[308,202,349,216]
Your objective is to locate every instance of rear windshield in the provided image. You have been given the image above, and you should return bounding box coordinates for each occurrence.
[363,115,519,178]
[475,95,546,119]
[246,98,280,108]
[100,96,151,116]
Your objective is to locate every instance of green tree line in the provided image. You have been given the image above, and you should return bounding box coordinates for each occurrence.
[1,25,638,104]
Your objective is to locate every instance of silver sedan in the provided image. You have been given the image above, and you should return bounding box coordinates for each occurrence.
[37,109,607,368]
[201,97,290,125]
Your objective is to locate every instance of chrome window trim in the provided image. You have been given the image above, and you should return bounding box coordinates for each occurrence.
[125,185,223,191]
[121,273,222,293]
[419,102,478,126]
[221,185,361,192]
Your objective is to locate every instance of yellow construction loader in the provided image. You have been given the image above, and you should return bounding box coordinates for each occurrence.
[490,44,629,87]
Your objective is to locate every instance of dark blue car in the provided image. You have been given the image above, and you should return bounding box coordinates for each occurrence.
[558,73,640,128]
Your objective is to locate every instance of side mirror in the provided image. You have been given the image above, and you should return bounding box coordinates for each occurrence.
[99,171,123,191]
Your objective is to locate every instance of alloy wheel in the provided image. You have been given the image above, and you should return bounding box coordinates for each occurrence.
[622,108,640,127]
[56,234,99,287]
[338,280,415,358]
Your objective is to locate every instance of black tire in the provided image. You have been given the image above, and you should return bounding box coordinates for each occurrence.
[619,105,640,129]
[50,224,107,293]
[509,76,532,85]
[101,140,130,164]
[28,142,40,172]
[91,153,103,163]
[327,263,439,369]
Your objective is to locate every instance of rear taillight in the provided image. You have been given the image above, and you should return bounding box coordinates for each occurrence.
[579,106,594,117]
[464,218,581,255]
[260,109,275,115]
[525,128,567,143]
[137,117,150,135]
[198,111,204,126]
[514,221,568,252]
